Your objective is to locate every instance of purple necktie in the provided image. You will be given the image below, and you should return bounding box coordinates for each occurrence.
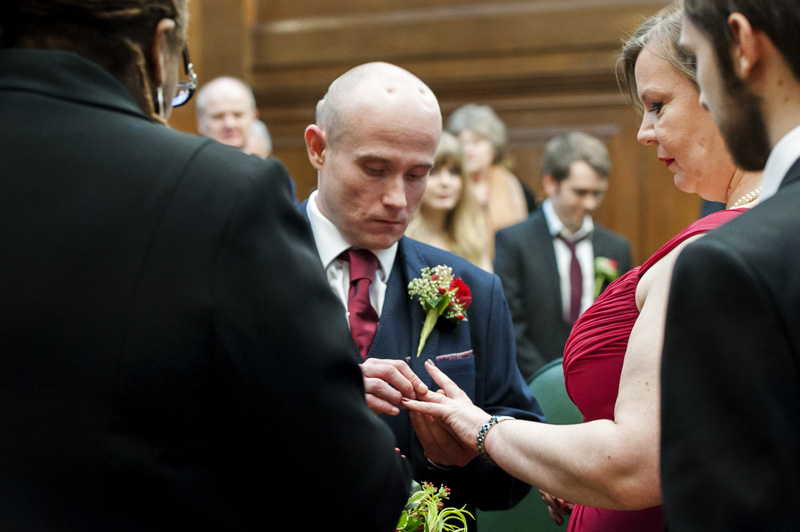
[557,235,584,324]
[346,249,380,360]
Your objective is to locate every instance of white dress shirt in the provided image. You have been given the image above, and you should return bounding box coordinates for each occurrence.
[761,124,800,201]
[305,190,397,321]
[542,199,595,322]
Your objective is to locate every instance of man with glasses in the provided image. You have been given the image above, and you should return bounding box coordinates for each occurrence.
[0,2,410,530]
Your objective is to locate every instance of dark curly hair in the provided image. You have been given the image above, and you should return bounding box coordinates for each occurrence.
[1,0,189,121]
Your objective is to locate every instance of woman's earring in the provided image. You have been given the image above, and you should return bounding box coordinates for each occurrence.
[156,86,165,117]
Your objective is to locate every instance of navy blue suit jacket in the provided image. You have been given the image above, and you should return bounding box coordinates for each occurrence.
[299,200,545,516]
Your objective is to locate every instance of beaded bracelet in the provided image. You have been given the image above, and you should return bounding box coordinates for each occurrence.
[476,415,515,465]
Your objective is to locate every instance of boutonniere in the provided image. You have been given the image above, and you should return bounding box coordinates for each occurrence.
[396,481,473,532]
[594,256,620,299]
[408,265,472,357]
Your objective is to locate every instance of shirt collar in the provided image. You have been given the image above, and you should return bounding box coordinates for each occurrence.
[761,124,800,201]
[542,198,594,241]
[306,190,397,280]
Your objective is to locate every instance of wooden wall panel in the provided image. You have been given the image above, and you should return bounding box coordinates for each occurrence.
[173,0,702,266]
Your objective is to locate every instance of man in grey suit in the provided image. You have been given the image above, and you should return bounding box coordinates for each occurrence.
[495,132,633,381]
[661,1,800,529]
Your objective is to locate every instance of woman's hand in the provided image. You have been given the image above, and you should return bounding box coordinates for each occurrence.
[539,489,574,526]
[402,360,491,451]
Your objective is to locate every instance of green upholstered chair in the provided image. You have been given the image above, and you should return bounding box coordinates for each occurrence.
[528,358,583,425]
[476,358,582,531]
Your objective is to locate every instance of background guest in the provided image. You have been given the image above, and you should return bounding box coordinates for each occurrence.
[495,131,632,380]
[406,131,492,271]
[245,118,273,158]
[0,2,410,530]
[446,104,530,256]
[196,75,258,151]
[661,1,800,529]
[403,4,761,532]
[300,61,544,529]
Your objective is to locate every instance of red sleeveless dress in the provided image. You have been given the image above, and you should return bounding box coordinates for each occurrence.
[562,209,744,532]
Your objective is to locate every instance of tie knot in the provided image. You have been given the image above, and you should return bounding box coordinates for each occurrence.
[347,249,379,283]
[556,233,586,251]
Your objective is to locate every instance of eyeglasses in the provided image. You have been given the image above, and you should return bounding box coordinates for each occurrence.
[172,47,197,108]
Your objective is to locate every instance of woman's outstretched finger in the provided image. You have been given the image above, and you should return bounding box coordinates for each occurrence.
[423,360,470,400]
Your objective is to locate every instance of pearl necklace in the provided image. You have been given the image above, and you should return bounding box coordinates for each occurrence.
[730,186,762,208]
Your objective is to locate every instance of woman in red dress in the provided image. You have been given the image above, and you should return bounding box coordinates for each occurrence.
[404,4,762,531]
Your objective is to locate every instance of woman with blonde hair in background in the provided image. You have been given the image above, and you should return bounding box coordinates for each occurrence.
[406,131,492,271]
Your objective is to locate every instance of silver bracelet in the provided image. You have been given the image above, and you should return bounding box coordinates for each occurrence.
[476,415,514,465]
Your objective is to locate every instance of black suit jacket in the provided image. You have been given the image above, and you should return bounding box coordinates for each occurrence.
[0,48,409,531]
[494,210,633,380]
[661,158,800,531]
[299,201,545,521]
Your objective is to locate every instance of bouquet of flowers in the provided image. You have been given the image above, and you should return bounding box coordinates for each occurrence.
[396,481,473,532]
[408,265,472,357]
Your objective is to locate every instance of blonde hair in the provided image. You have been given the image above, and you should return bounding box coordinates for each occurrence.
[407,132,490,269]
[616,2,696,114]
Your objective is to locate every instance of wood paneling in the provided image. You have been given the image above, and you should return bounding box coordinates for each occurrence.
[173,0,701,266]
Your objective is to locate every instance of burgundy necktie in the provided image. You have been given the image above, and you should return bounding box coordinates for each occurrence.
[346,249,380,360]
[557,235,584,324]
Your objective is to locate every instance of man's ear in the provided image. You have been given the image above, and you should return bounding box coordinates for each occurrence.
[542,174,557,198]
[728,12,762,80]
[304,124,327,170]
[149,18,177,87]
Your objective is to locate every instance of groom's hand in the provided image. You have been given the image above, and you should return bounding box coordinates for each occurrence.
[360,358,428,416]
[410,409,477,467]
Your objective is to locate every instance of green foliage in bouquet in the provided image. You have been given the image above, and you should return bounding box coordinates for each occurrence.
[396,481,473,532]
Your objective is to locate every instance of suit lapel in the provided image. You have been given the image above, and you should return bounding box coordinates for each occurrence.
[369,238,439,373]
[530,213,564,311]
[779,157,800,189]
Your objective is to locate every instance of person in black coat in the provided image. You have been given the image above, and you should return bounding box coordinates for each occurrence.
[661,1,800,529]
[0,2,409,530]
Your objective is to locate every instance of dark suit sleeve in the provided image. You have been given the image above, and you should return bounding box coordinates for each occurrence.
[209,158,410,531]
[494,228,546,379]
[661,238,799,531]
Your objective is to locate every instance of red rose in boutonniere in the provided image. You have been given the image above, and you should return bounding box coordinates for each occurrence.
[408,265,472,357]
[449,277,472,314]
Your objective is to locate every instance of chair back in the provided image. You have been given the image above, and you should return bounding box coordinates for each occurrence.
[476,358,582,530]
[528,358,583,424]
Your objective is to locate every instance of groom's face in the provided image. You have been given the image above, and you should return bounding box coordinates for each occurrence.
[314,100,439,251]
